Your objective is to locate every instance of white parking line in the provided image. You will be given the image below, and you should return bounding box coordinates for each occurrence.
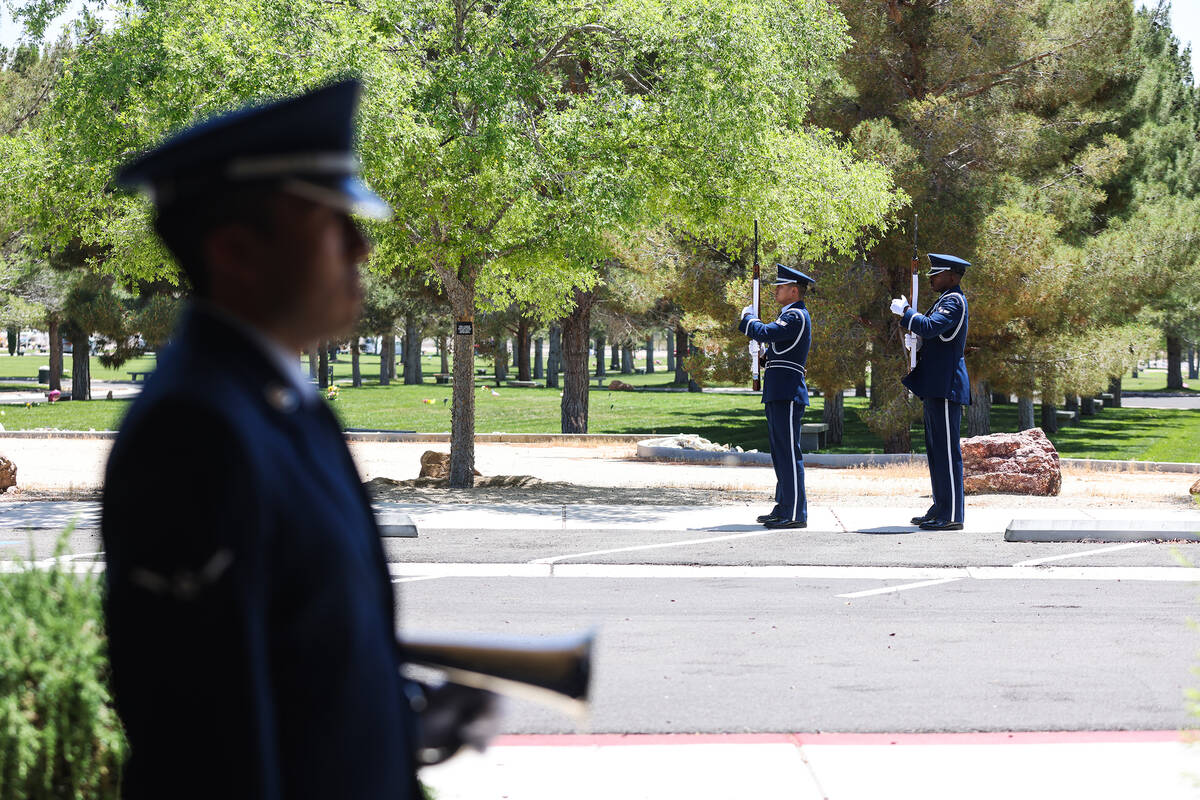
[1012,542,1150,567]
[530,530,782,565]
[836,578,963,599]
[833,542,1163,598]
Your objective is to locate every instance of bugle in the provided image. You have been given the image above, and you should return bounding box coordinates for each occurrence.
[399,630,593,719]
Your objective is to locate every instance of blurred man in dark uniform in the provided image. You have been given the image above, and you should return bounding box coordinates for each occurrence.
[889,253,971,531]
[738,264,815,529]
[102,79,489,800]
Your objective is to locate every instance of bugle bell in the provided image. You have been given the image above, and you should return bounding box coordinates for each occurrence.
[398,629,593,719]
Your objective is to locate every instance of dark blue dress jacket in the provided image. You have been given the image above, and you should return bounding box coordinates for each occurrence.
[900,286,971,405]
[739,301,812,404]
[101,306,419,799]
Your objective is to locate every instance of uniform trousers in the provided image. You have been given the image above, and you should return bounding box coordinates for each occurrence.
[922,397,965,524]
[765,400,807,523]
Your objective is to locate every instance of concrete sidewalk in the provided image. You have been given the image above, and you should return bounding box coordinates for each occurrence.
[422,731,1200,800]
[2,500,1198,535]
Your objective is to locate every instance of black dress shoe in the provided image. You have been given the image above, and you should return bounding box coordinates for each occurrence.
[764,519,807,529]
[756,514,781,524]
[910,514,934,525]
[918,519,963,531]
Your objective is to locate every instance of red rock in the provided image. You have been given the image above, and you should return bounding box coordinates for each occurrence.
[961,428,1061,496]
[418,450,480,480]
[0,456,14,493]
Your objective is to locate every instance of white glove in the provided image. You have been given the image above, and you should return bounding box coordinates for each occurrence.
[748,340,762,358]
[741,304,756,319]
[889,296,908,316]
[904,333,923,353]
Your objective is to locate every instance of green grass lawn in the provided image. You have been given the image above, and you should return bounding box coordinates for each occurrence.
[1120,368,1198,393]
[2,377,1197,463]
[0,353,159,383]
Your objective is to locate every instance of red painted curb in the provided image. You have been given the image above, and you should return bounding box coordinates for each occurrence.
[491,730,1189,748]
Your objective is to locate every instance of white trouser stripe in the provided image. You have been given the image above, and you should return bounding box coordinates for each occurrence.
[789,401,799,521]
[944,400,956,522]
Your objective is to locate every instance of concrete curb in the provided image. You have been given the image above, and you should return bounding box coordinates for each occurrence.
[634,442,1200,473]
[1005,519,1200,543]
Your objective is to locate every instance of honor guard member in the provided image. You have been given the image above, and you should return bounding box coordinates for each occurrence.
[103,79,493,800]
[738,264,815,529]
[889,253,971,531]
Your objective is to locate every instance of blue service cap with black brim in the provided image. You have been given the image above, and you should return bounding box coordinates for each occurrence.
[114,78,391,221]
[772,263,817,287]
[927,253,970,275]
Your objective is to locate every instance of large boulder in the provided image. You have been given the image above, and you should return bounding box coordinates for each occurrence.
[0,456,15,493]
[961,428,1061,496]
[418,450,480,480]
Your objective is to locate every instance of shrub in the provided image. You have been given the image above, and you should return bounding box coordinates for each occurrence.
[0,540,126,799]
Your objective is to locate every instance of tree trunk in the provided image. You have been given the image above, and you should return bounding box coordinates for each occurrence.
[1108,377,1122,408]
[645,336,654,373]
[533,337,544,380]
[620,344,634,374]
[822,388,844,445]
[5,325,15,357]
[1040,399,1058,434]
[547,324,561,389]
[561,292,595,433]
[1017,396,1035,431]
[450,317,476,488]
[70,329,90,401]
[855,379,867,398]
[328,342,339,362]
[1166,333,1183,390]
[404,315,421,385]
[47,317,62,392]
[318,342,329,389]
[991,391,1008,404]
[516,318,532,382]
[610,340,620,371]
[308,348,318,380]
[439,335,449,375]
[665,328,675,372]
[1064,395,1079,421]
[674,325,688,384]
[1189,341,1197,380]
[595,334,606,377]
[1081,395,1096,415]
[351,339,362,387]
[494,339,508,383]
[966,379,990,437]
[379,333,392,386]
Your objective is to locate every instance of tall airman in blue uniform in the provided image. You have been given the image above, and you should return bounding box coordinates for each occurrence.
[739,264,816,529]
[103,79,492,799]
[889,253,971,531]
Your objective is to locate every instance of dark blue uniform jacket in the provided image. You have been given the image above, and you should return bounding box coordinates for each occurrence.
[101,306,419,799]
[900,286,971,405]
[739,301,812,404]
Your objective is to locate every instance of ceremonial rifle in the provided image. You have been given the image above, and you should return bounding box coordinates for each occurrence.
[909,213,919,372]
[751,220,761,391]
